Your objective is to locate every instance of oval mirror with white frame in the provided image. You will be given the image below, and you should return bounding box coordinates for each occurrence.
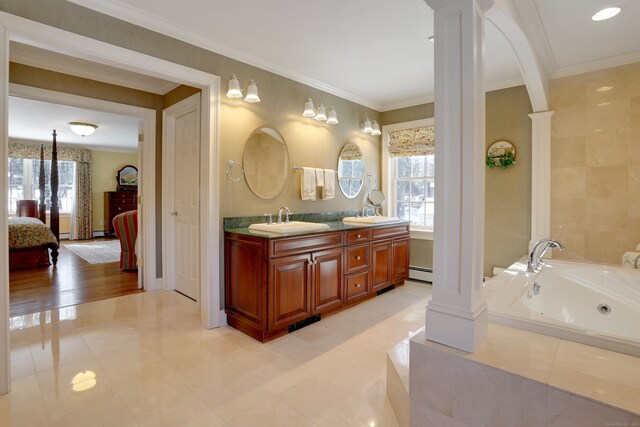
[243,127,290,199]
[337,142,364,199]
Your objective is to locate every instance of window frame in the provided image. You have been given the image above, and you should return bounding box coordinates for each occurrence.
[382,118,435,240]
[7,158,75,215]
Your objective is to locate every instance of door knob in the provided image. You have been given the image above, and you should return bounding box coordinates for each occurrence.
[171,211,178,216]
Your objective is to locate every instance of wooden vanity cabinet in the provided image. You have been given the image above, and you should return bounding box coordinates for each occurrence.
[225,223,409,342]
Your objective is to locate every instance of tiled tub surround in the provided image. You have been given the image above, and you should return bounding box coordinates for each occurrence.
[486,258,640,357]
[550,61,640,265]
[409,325,640,427]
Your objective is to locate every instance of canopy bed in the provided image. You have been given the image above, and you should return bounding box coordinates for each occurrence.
[8,131,61,270]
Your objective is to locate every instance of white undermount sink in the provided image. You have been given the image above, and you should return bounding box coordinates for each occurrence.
[248,221,330,234]
[342,216,401,224]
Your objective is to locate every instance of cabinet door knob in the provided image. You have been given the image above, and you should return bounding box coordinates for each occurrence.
[355,283,361,288]
[356,234,361,238]
[355,256,361,260]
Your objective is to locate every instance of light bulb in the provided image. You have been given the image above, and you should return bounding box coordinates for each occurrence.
[303,98,316,118]
[244,80,260,103]
[326,107,339,124]
[226,74,242,99]
[314,103,327,121]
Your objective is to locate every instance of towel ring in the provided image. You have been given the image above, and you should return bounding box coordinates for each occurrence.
[226,160,244,182]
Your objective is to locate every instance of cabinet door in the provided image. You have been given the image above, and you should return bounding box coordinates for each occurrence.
[312,247,343,314]
[269,253,312,331]
[392,237,410,283]
[371,239,392,291]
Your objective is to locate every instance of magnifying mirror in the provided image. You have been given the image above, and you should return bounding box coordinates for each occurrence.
[367,190,386,215]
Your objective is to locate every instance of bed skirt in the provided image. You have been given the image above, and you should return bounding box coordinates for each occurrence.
[9,246,52,270]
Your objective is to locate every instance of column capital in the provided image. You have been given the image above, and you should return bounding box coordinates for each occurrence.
[528,110,555,120]
[426,0,494,12]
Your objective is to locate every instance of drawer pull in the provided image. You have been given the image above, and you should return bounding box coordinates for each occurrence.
[118,207,122,211]
[355,256,361,260]
[355,283,361,288]
[356,234,361,238]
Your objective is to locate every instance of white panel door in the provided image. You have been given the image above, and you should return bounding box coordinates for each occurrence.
[172,98,200,300]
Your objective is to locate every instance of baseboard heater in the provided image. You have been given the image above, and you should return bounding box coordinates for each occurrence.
[409,265,433,283]
[288,314,321,333]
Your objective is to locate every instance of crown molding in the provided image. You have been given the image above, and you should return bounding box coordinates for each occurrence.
[551,51,640,79]
[66,0,385,111]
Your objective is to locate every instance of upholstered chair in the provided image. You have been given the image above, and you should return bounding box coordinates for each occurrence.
[112,210,138,270]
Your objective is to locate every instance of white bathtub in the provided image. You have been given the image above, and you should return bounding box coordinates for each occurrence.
[486,258,640,357]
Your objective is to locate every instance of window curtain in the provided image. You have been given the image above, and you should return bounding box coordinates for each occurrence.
[388,125,435,157]
[9,141,93,239]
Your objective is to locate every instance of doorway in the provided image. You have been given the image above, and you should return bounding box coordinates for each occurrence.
[0,15,222,395]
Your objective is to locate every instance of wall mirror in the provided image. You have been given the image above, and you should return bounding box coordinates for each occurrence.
[243,127,289,199]
[337,142,364,199]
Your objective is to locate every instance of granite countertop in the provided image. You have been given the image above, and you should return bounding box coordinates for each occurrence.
[224,212,409,239]
[225,220,410,239]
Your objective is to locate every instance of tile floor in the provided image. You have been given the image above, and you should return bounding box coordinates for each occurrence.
[2,281,431,427]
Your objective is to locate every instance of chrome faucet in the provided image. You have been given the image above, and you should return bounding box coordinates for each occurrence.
[527,239,564,273]
[277,206,292,223]
[361,203,373,217]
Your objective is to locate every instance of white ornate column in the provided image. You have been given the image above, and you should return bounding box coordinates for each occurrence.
[0,23,10,395]
[424,0,491,352]
[529,111,554,251]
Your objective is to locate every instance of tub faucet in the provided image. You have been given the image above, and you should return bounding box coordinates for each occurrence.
[527,239,565,273]
[277,206,292,223]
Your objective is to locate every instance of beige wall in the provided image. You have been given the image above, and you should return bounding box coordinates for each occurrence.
[550,61,640,264]
[380,85,533,276]
[92,150,138,232]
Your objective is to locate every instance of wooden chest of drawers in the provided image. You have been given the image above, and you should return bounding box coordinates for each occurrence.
[104,191,137,236]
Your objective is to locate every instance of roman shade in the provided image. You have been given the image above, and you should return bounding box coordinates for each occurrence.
[387,125,435,157]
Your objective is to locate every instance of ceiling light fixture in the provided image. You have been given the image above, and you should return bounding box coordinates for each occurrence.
[68,122,98,137]
[591,7,621,21]
[302,97,338,124]
[361,118,381,136]
[226,74,261,103]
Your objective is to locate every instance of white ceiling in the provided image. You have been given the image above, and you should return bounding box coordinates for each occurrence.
[65,0,640,111]
[9,96,140,151]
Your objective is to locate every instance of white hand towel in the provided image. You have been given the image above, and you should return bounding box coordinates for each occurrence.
[315,168,325,187]
[301,167,316,200]
[322,169,335,200]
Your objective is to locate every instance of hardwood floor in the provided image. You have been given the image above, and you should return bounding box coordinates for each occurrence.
[9,239,141,317]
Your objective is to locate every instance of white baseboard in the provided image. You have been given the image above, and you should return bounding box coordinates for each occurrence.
[219,309,228,326]
[409,266,433,283]
[93,231,106,238]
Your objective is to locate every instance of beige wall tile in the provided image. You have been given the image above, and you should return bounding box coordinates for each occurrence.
[551,136,585,168]
[551,62,640,264]
[551,168,586,199]
[585,166,628,199]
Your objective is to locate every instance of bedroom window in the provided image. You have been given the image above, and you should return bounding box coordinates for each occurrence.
[7,158,75,214]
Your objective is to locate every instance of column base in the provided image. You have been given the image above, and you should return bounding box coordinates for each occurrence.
[425,303,488,352]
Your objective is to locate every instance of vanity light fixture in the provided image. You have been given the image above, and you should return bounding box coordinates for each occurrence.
[227,74,261,103]
[68,122,98,137]
[302,97,338,124]
[360,118,381,136]
[591,7,621,21]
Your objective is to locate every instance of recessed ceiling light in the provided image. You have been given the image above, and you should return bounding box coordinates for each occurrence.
[428,36,434,43]
[591,7,621,21]
[596,85,613,92]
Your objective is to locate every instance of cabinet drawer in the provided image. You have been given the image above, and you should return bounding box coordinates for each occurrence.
[111,193,137,202]
[269,232,343,258]
[346,229,371,244]
[345,271,369,302]
[372,224,410,240]
[345,244,369,273]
